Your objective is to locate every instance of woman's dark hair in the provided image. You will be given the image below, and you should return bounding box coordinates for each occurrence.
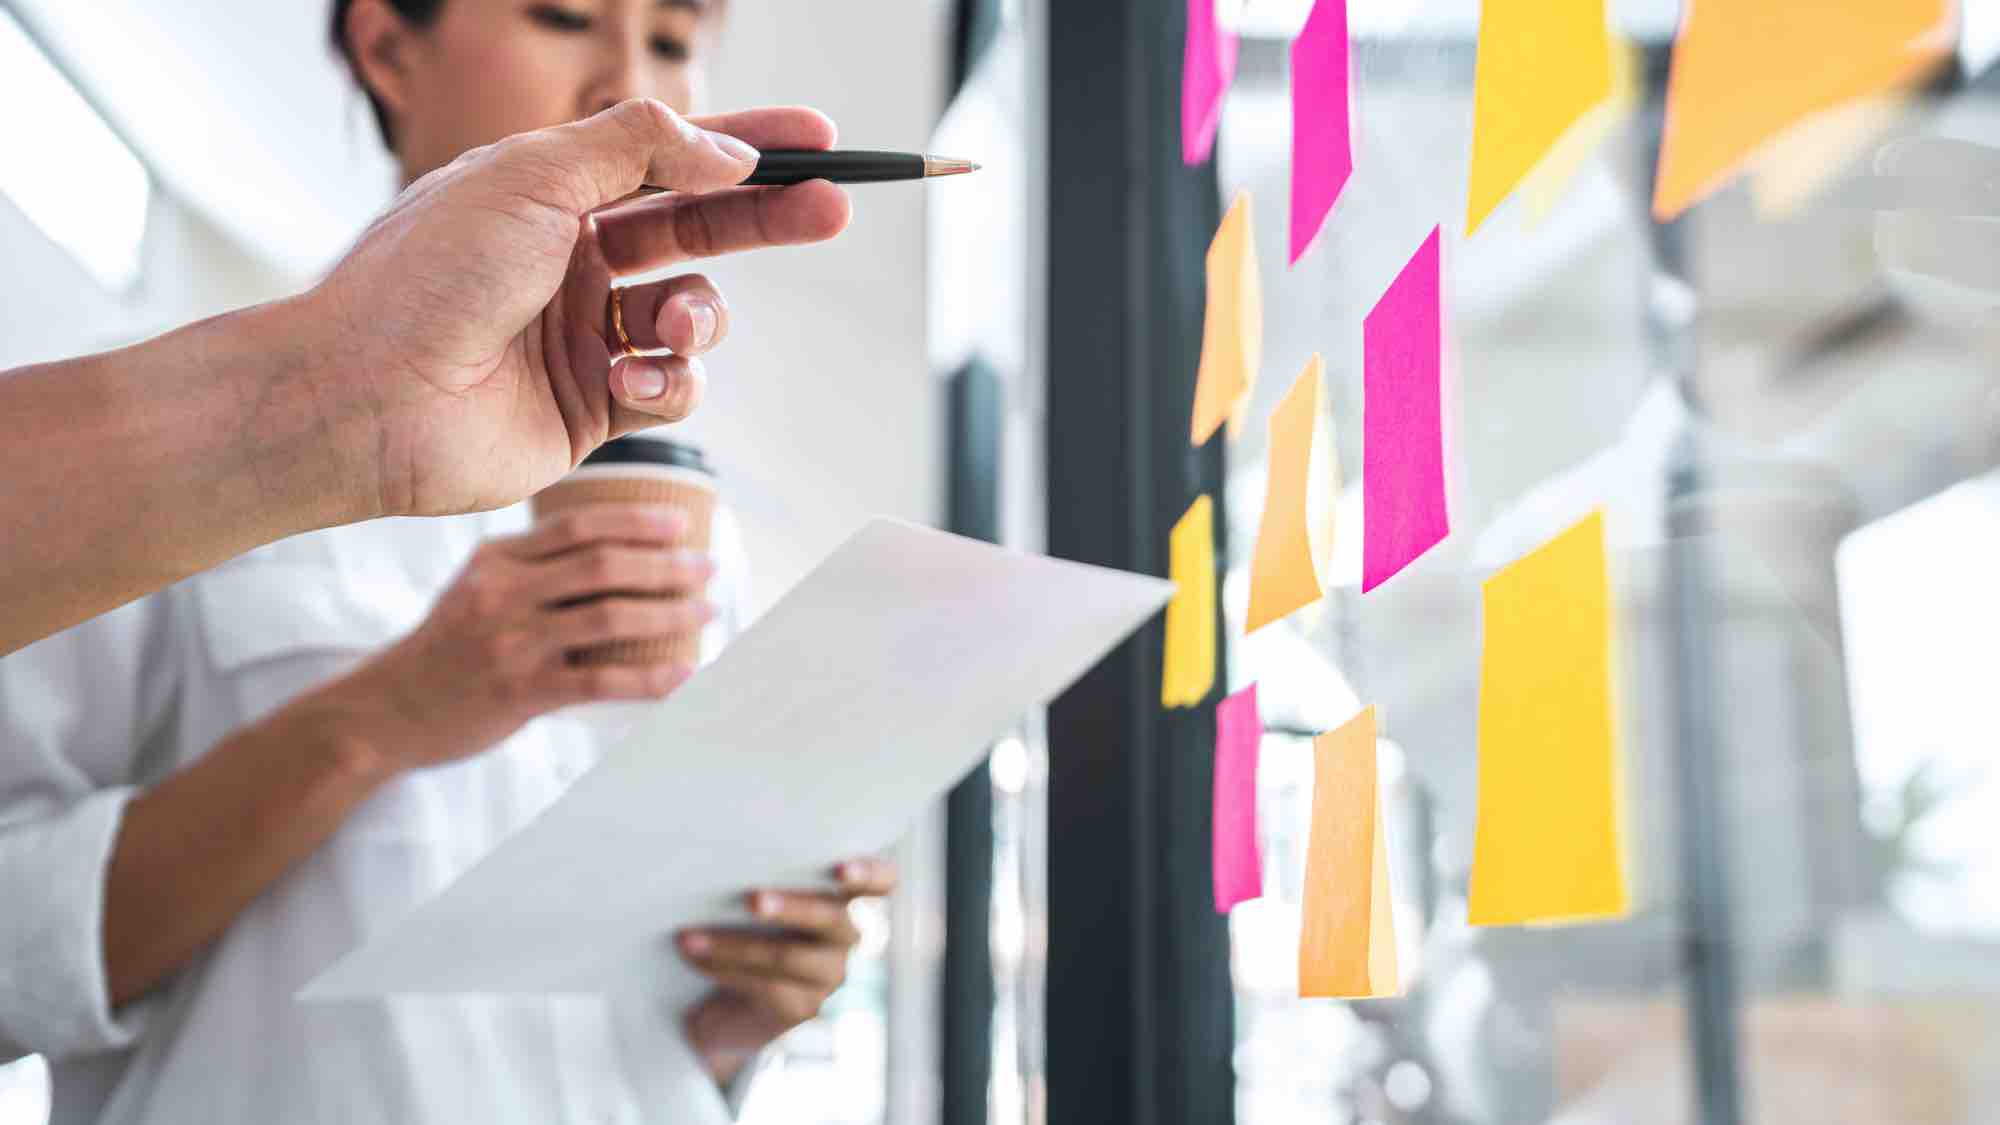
[329,0,445,151]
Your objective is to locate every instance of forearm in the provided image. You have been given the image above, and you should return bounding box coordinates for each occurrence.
[102,682,404,1008]
[0,291,379,656]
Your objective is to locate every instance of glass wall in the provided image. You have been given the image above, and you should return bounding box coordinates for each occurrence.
[1214,4,2000,1123]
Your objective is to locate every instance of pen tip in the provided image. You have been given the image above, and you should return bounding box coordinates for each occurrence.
[924,156,981,178]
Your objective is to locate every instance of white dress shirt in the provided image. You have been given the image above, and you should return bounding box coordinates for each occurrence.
[0,504,758,1125]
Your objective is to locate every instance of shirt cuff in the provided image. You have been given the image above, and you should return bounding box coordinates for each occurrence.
[0,788,152,1060]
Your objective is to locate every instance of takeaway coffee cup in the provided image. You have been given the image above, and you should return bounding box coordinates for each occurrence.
[531,435,717,669]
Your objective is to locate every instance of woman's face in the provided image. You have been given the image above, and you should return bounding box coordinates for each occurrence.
[390,0,715,181]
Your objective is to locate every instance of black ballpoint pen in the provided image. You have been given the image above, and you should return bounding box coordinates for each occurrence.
[636,149,980,195]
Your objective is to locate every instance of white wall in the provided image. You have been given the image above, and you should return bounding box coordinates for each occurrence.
[0,186,302,371]
[679,2,951,610]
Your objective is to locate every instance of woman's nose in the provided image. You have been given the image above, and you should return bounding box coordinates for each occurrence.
[582,35,651,117]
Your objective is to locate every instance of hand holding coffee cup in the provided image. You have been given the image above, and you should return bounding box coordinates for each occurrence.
[337,494,712,774]
[532,436,721,670]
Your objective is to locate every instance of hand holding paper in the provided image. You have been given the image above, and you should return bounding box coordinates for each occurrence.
[304,520,1172,1005]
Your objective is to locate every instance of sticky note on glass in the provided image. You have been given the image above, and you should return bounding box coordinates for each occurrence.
[1213,683,1263,914]
[1464,0,1614,236]
[1182,0,1239,166]
[1653,0,1950,221]
[1515,35,1638,227]
[1191,191,1263,446]
[1290,0,1353,264]
[1362,228,1448,593]
[1248,355,1337,633]
[1469,510,1628,926]
[1162,495,1217,709]
[1299,706,1398,999]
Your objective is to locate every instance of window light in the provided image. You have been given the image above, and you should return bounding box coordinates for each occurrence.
[0,7,149,291]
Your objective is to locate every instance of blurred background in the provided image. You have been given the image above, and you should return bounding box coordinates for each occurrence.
[8,0,2000,1123]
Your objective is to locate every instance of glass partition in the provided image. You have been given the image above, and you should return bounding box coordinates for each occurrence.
[1213,6,2000,1123]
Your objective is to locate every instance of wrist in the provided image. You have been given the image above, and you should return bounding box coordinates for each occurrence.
[239,288,387,526]
[270,676,410,793]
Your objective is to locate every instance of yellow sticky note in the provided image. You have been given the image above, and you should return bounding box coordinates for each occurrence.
[1469,510,1628,926]
[1517,33,1639,224]
[1653,0,1951,220]
[1162,496,1217,708]
[1191,191,1262,446]
[1465,0,1614,236]
[1248,355,1337,633]
[1300,706,1399,999]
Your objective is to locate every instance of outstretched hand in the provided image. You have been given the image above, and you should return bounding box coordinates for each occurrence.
[315,98,850,518]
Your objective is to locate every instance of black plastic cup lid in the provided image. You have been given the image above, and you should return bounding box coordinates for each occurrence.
[581,435,715,477]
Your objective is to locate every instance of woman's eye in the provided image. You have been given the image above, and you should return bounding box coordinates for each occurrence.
[649,35,691,62]
[527,5,593,32]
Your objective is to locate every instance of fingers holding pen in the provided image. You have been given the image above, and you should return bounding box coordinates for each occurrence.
[595,180,852,276]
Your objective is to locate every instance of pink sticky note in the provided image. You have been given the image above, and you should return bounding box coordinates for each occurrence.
[1183,0,1239,166]
[1290,0,1353,265]
[1213,683,1264,913]
[1362,228,1449,593]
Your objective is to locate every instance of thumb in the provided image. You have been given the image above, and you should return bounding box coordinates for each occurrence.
[520,99,759,217]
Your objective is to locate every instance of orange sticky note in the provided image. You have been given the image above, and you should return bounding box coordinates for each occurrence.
[1748,92,1911,217]
[1191,191,1263,446]
[1653,0,1951,221]
[1299,706,1398,999]
[1469,510,1628,926]
[1162,495,1217,708]
[1465,0,1614,235]
[1247,355,1337,633]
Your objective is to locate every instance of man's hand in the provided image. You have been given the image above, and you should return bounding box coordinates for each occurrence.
[311,98,850,519]
[678,857,901,1088]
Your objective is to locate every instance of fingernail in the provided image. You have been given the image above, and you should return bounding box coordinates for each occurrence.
[624,364,667,400]
[681,931,710,955]
[698,600,719,624]
[837,861,860,883]
[705,129,760,164]
[682,297,720,352]
[755,892,780,917]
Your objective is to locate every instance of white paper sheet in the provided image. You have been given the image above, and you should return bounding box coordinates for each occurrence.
[302,518,1172,1009]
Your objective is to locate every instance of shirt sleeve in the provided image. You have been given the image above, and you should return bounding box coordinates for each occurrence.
[0,594,182,1061]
